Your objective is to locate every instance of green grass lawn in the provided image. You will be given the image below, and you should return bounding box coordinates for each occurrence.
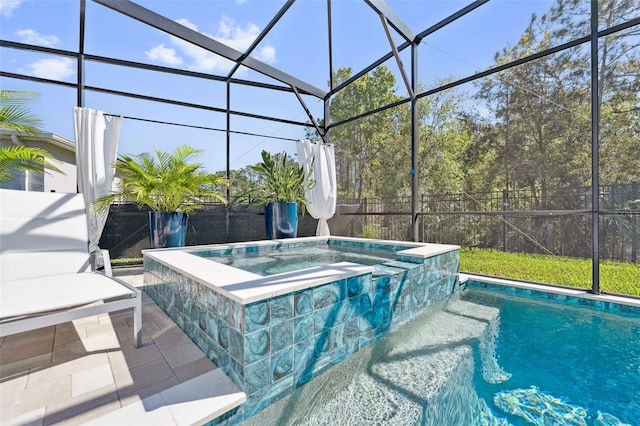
[460,248,640,296]
[111,257,143,267]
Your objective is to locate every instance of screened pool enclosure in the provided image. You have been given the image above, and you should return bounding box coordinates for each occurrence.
[1,0,638,296]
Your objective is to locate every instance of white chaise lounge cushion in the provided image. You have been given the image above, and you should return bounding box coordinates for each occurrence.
[1,272,137,320]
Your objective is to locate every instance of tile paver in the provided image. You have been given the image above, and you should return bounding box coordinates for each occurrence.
[71,363,114,397]
[161,341,209,370]
[0,268,243,425]
[3,406,46,426]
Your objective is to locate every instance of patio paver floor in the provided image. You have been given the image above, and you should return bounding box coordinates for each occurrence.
[0,268,243,425]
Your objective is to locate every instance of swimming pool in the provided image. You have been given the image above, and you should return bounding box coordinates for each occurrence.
[243,283,640,425]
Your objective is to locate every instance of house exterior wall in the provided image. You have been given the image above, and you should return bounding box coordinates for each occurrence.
[0,133,77,193]
[42,142,77,193]
[0,132,123,194]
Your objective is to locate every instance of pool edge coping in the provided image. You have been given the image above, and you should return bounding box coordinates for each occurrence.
[143,250,374,305]
[461,273,640,310]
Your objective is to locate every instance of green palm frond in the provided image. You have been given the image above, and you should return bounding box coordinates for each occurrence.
[95,144,227,213]
[0,91,43,136]
[0,91,63,182]
[0,145,64,182]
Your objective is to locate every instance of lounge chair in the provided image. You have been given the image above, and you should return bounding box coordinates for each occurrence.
[0,189,141,347]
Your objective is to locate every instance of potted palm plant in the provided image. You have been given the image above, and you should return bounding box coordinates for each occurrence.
[96,144,226,248]
[249,150,314,239]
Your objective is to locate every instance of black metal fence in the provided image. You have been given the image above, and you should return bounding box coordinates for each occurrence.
[102,183,639,262]
[336,183,639,262]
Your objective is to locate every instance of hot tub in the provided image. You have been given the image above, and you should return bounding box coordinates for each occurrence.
[142,236,460,421]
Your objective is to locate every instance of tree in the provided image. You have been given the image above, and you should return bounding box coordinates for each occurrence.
[329,66,402,200]
[213,168,253,205]
[416,84,470,195]
[544,0,640,184]
[466,0,640,199]
[0,90,62,182]
[468,11,592,206]
[327,67,470,201]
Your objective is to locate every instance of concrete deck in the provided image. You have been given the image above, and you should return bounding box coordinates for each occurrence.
[0,268,244,426]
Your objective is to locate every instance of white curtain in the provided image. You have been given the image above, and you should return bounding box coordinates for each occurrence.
[73,107,122,253]
[296,139,337,236]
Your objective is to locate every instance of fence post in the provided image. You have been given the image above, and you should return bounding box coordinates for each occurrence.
[225,206,230,242]
[633,212,638,263]
[502,188,508,252]
[420,193,425,242]
[632,182,639,262]
[363,197,368,237]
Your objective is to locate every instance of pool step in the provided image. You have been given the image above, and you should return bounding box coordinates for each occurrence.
[372,259,421,278]
[86,368,245,426]
[244,295,505,425]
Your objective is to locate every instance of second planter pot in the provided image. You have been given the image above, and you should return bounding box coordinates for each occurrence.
[264,202,298,239]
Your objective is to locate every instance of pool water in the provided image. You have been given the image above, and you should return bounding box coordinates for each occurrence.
[205,245,398,276]
[470,290,639,426]
[244,287,640,425]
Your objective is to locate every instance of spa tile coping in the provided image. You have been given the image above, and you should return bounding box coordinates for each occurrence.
[144,250,373,305]
[143,236,459,259]
[143,238,460,305]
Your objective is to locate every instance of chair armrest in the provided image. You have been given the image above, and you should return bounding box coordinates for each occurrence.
[90,249,113,277]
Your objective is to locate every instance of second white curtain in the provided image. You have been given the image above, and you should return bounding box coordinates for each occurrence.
[296,139,337,236]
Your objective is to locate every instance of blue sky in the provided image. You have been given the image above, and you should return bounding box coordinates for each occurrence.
[0,0,556,172]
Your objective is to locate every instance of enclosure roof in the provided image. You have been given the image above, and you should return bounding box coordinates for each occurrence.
[88,0,484,101]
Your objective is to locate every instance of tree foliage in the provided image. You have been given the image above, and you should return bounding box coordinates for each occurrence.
[328,66,403,199]
[463,0,639,204]
[326,67,469,200]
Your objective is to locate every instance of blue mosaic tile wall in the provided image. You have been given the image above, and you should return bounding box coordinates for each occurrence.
[144,247,460,425]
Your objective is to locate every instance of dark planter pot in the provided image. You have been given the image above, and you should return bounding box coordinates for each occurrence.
[148,211,188,248]
[265,202,298,239]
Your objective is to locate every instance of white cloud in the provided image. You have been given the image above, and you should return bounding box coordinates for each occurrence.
[215,16,261,52]
[16,29,59,47]
[176,17,198,32]
[235,0,248,4]
[255,45,276,64]
[145,44,183,66]
[23,57,75,80]
[0,0,22,17]
[146,15,276,74]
